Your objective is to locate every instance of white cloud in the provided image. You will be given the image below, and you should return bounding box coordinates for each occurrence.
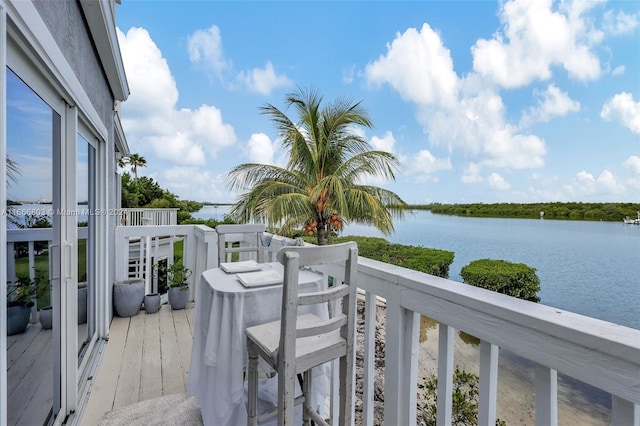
[187,25,230,76]
[521,84,581,126]
[246,133,276,164]
[187,26,290,95]
[487,172,511,190]
[118,27,237,166]
[365,23,458,107]
[569,169,625,196]
[234,61,292,95]
[600,92,640,134]
[365,26,547,172]
[461,162,483,183]
[623,155,640,175]
[369,131,396,153]
[602,9,639,35]
[342,65,356,84]
[611,65,625,76]
[471,0,602,87]
[163,167,227,201]
[403,149,452,183]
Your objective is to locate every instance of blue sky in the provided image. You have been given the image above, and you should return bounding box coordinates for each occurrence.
[113,0,640,204]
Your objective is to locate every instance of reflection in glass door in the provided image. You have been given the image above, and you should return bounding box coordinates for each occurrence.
[77,134,97,367]
[6,68,61,424]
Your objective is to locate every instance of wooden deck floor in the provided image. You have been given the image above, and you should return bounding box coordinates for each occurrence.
[7,321,53,426]
[81,303,195,425]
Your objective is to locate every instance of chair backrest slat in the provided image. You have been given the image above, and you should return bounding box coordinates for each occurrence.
[277,242,358,359]
[298,284,350,306]
[216,224,266,265]
[296,314,347,338]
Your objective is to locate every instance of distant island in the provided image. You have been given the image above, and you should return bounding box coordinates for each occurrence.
[411,202,640,222]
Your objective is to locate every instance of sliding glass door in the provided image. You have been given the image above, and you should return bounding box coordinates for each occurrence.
[6,67,63,425]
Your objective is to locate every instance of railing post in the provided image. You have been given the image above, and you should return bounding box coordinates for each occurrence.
[184,233,198,302]
[383,292,419,425]
[6,242,15,283]
[436,324,454,426]
[535,364,557,426]
[612,396,640,426]
[478,341,499,426]
[28,241,37,323]
[362,292,376,426]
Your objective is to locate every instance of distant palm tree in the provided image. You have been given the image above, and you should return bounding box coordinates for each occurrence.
[126,153,146,180]
[117,155,128,169]
[7,155,20,183]
[227,87,407,245]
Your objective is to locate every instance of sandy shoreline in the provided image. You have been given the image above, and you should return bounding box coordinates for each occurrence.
[355,302,611,425]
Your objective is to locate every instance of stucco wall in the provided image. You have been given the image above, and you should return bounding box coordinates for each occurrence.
[32,0,114,133]
[32,0,120,318]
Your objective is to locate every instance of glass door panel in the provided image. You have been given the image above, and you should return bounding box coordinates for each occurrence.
[6,68,61,425]
[77,134,96,366]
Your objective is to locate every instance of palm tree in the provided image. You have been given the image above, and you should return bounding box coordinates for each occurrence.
[227,87,408,245]
[126,153,146,180]
[117,155,128,169]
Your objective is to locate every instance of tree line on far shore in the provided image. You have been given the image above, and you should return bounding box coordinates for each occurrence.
[415,202,640,222]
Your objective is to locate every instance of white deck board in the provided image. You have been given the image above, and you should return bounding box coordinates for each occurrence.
[81,303,195,425]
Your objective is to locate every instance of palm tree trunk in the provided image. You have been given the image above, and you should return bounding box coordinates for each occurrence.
[317,222,327,245]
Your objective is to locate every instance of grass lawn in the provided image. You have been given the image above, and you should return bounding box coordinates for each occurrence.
[13,239,87,309]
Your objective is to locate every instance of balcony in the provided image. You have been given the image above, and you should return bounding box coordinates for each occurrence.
[7,223,640,425]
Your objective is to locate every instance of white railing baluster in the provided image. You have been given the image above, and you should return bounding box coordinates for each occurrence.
[28,240,37,322]
[401,308,419,425]
[535,364,557,426]
[436,323,454,426]
[478,340,499,426]
[612,396,640,426]
[383,294,401,424]
[152,235,159,293]
[7,242,15,283]
[120,208,179,226]
[362,292,376,426]
[144,235,152,293]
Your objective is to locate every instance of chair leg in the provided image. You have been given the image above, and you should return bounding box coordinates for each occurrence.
[302,369,313,425]
[339,353,353,426]
[247,341,259,426]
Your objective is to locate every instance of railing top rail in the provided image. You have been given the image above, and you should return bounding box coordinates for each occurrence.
[115,224,202,238]
[356,256,640,404]
[121,208,180,212]
[357,256,640,359]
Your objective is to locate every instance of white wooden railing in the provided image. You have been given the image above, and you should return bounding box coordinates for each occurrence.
[119,208,178,226]
[310,255,640,425]
[114,225,217,299]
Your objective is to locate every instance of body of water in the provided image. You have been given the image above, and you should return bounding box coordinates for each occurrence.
[343,210,640,330]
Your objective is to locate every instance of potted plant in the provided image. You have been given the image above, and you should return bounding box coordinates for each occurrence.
[39,306,53,330]
[157,261,192,310]
[144,292,161,314]
[113,278,145,317]
[6,276,35,336]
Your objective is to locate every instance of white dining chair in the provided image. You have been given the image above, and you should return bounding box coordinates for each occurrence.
[216,223,266,265]
[245,241,358,426]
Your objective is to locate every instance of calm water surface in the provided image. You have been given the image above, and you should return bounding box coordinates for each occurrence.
[344,210,640,330]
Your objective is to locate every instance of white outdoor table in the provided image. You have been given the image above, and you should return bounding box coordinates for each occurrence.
[187,262,327,426]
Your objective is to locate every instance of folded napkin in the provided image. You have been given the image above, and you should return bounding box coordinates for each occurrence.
[220,260,263,273]
[237,270,282,288]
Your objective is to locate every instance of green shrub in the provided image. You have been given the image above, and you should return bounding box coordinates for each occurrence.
[333,235,454,278]
[421,366,506,426]
[460,259,540,302]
